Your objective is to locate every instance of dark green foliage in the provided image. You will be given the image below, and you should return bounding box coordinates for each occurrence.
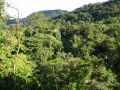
[54,0,120,23]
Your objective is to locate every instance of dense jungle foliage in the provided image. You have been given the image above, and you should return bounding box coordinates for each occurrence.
[0,0,120,90]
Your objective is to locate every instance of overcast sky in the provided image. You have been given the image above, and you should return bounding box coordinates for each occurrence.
[6,0,108,18]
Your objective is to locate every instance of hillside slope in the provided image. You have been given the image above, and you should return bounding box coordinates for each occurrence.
[54,0,120,23]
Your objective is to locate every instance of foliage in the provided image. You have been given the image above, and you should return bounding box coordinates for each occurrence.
[0,0,120,90]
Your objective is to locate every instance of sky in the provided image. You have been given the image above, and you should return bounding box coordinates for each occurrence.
[5,0,108,18]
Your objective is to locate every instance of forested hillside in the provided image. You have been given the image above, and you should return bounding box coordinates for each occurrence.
[0,0,120,90]
[7,10,68,25]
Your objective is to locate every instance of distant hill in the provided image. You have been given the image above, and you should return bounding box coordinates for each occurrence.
[32,9,68,19]
[7,9,68,25]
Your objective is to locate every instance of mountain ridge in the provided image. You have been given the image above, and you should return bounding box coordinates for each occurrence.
[7,9,68,25]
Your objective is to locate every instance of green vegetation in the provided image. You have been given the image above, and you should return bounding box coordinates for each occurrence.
[1,0,120,89]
